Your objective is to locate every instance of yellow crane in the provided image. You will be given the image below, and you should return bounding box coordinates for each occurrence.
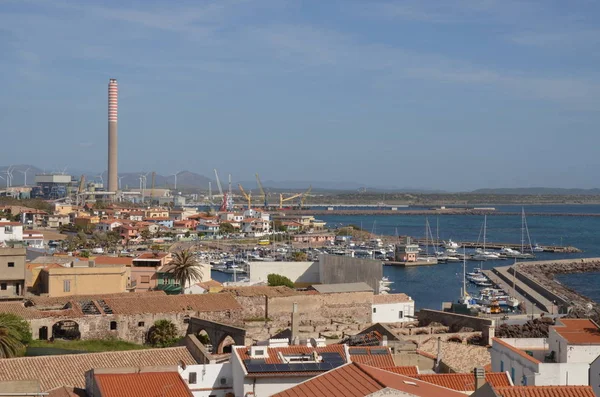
[238,184,252,209]
[279,193,302,209]
[300,185,312,209]
[255,173,268,208]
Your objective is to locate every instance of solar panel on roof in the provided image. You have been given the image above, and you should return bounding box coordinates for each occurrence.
[275,364,291,371]
[370,348,388,355]
[350,348,368,355]
[302,363,320,371]
[288,363,305,372]
[261,364,279,372]
[318,362,335,370]
[330,361,344,368]
[246,364,264,373]
[321,352,345,362]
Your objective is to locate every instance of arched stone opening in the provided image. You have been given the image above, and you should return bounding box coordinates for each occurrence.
[447,335,463,343]
[217,335,235,354]
[52,320,80,340]
[196,329,212,352]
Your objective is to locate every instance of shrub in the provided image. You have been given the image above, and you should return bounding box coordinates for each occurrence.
[267,274,294,288]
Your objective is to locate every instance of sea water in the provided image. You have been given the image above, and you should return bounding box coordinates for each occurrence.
[215,204,600,308]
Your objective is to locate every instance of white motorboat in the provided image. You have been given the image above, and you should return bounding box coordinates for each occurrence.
[380,277,394,285]
[443,239,461,250]
[379,285,391,292]
[500,247,521,255]
[467,268,482,277]
[532,243,544,252]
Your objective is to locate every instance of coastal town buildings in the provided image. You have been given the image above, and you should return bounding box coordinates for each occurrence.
[0,246,26,297]
[490,319,600,392]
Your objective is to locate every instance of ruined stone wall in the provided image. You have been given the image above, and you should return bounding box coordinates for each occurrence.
[29,309,243,344]
[234,296,267,319]
[266,291,373,324]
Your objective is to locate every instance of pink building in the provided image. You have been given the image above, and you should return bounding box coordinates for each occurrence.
[130,252,172,292]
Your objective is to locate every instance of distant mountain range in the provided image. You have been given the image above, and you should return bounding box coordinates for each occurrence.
[2,165,600,194]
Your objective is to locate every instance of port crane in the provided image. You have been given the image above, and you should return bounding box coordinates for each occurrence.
[255,173,268,208]
[214,169,234,211]
[279,192,302,209]
[238,184,252,209]
[300,185,312,209]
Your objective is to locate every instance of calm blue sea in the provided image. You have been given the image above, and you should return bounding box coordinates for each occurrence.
[214,204,600,309]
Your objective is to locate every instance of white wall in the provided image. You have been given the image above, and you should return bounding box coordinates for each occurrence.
[0,224,23,243]
[231,348,247,397]
[589,355,600,397]
[535,362,590,386]
[372,302,415,324]
[249,261,319,284]
[179,363,233,397]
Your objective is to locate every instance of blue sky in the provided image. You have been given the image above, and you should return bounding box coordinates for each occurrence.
[1,0,600,191]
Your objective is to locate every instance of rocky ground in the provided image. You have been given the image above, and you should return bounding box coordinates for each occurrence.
[496,318,554,338]
[519,260,600,324]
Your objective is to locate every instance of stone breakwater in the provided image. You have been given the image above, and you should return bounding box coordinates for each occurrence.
[290,209,600,217]
[518,259,600,321]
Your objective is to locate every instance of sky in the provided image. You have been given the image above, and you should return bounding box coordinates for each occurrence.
[1,0,600,191]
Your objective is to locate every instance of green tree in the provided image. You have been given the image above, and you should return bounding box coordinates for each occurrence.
[184,231,191,238]
[0,314,32,358]
[291,251,307,262]
[267,273,295,288]
[167,249,203,293]
[140,229,151,241]
[147,319,178,347]
[273,220,287,232]
[219,223,235,234]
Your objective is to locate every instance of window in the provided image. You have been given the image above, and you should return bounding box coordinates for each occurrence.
[138,321,145,327]
[188,372,197,384]
[511,367,515,382]
[399,311,403,319]
[7,262,14,268]
[522,375,527,385]
[255,349,264,356]
[373,307,377,313]
[4,226,13,233]
[500,360,504,372]
[63,280,70,292]
[220,377,227,385]
[110,321,117,330]
[140,275,150,283]
[0,283,6,291]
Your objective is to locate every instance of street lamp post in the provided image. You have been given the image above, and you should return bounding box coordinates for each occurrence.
[532,302,536,321]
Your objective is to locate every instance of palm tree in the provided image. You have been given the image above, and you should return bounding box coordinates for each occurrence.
[167,249,203,293]
[0,314,31,358]
[147,319,178,347]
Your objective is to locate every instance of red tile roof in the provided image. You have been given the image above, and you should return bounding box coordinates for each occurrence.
[414,372,512,391]
[348,346,395,368]
[136,252,169,259]
[492,338,541,364]
[553,319,600,345]
[0,347,197,392]
[94,372,193,397]
[93,256,134,266]
[493,386,596,397]
[381,366,419,376]
[272,363,466,397]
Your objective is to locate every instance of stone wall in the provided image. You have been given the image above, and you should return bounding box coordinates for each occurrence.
[418,309,495,345]
[29,309,243,344]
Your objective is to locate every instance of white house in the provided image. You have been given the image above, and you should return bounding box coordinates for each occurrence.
[178,363,234,397]
[197,222,220,235]
[95,220,122,233]
[0,219,23,244]
[372,294,415,324]
[241,218,271,235]
[22,231,45,249]
[490,319,600,387]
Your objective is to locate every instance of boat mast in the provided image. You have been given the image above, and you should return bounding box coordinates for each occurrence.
[463,247,467,298]
[483,215,487,252]
[521,207,525,253]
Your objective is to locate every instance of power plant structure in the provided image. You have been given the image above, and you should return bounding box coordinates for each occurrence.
[107,78,118,194]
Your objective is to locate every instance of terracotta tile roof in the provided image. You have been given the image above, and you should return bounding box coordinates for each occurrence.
[92,256,134,266]
[0,301,79,319]
[272,362,466,397]
[0,221,22,226]
[553,319,600,345]
[414,372,512,391]
[94,371,193,397]
[30,291,166,308]
[348,346,395,368]
[373,293,412,304]
[26,263,65,271]
[492,338,541,364]
[0,347,197,392]
[46,386,86,397]
[196,280,223,289]
[493,386,596,397]
[381,366,419,376]
[222,286,301,297]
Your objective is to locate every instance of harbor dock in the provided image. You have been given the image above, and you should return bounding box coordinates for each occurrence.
[411,238,581,253]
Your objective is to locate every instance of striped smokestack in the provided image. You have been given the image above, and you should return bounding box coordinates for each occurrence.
[108,78,118,193]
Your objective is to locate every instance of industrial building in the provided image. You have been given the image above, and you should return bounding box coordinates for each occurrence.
[32,174,74,199]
